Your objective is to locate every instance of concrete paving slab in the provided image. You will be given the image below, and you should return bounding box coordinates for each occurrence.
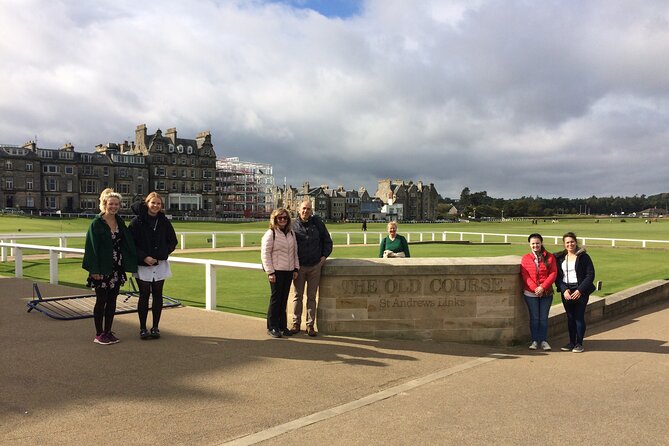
[2,277,668,445]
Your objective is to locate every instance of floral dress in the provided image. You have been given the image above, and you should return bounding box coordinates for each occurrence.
[86,228,128,290]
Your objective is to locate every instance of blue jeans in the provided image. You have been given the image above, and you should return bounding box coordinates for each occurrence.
[561,292,590,345]
[523,294,553,342]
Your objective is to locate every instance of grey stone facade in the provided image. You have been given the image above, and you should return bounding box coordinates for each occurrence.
[0,124,218,216]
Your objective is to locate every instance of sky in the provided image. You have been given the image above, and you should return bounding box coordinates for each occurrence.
[1,0,668,199]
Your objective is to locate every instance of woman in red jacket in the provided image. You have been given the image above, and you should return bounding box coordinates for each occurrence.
[520,233,557,351]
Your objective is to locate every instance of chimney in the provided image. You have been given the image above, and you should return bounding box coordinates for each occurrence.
[136,124,147,151]
[166,127,177,144]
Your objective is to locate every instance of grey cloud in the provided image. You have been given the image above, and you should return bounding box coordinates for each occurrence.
[0,0,667,199]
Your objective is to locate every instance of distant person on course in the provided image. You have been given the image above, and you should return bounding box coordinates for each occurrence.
[291,200,333,337]
[261,208,299,338]
[82,188,137,345]
[554,232,595,353]
[129,192,178,340]
[520,233,557,351]
[379,221,410,258]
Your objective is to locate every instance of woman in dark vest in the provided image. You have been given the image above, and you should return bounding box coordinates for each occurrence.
[554,232,596,353]
[128,192,178,340]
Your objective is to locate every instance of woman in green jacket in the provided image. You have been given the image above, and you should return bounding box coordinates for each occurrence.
[379,221,410,258]
[82,188,137,345]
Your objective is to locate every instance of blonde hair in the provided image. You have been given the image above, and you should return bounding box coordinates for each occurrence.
[144,191,165,211]
[99,188,122,213]
[269,208,292,233]
[387,221,398,230]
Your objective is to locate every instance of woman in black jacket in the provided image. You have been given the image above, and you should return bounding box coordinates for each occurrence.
[128,192,178,339]
[554,232,595,353]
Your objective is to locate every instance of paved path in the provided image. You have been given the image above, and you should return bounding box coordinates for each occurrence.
[1,277,668,445]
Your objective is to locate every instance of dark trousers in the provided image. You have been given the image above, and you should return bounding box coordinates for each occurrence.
[137,279,165,330]
[523,294,553,342]
[267,271,292,331]
[93,286,120,335]
[562,291,590,345]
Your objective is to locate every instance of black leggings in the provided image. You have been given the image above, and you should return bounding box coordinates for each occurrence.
[137,279,165,330]
[94,286,120,335]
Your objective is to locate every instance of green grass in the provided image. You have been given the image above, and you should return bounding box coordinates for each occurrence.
[3,214,669,316]
[2,241,667,316]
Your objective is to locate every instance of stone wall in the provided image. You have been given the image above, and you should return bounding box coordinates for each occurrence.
[315,257,527,345]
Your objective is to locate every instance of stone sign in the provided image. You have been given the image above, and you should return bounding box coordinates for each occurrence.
[314,257,527,345]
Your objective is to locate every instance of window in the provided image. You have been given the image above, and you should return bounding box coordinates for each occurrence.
[26,162,33,172]
[117,183,130,194]
[191,170,195,179]
[187,146,193,154]
[5,178,13,190]
[181,169,186,178]
[81,154,93,163]
[103,167,109,176]
[154,181,165,191]
[38,150,53,159]
[66,179,73,193]
[45,178,58,191]
[119,168,128,178]
[168,144,175,153]
[136,183,144,195]
[82,165,93,176]
[26,197,34,208]
[45,196,58,209]
[82,180,96,194]
[5,160,12,170]
[26,180,33,191]
[59,151,73,160]
[42,165,59,173]
[65,166,74,175]
[171,169,177,178]
[177,145,184,153]
[154,167,166,176]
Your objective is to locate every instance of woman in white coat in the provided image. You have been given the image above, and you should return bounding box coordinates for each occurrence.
[261,208,299,338]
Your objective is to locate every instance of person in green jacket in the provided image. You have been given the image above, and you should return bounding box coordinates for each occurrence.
[82,188,137,345]
[379,221,410,258]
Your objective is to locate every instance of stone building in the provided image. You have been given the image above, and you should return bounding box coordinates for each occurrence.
[375,179,439,221]
[0,125,228,217]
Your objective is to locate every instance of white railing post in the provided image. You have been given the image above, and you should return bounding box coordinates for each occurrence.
[582,238,586,246]
[481,234,485,243]
[346,233,351,245]
[49,250,59,284]
[240,233,245,248]
[407,233,411,243]
[554,237,559,245]
[15,248,23,278]
[612,239,616,247]
[211,234,217,248]
[1,240,5,262]
[363,232,367,245]
[643,240,647,248]
[504,235,508,243]
[379,233,383,244]
[460,232,464,241]
[59,237,66,259]
[420,233,423,242]
[205,262,216,310]
[432,232,435,241]
[180,234,186,250]
[10,239,15,257]
[442,232,446,241]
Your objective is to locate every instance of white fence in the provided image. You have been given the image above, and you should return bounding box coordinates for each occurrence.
[2,231,669,250]
[0,241,262,311]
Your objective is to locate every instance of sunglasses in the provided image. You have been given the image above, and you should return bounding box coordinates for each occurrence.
[276,216,288,221]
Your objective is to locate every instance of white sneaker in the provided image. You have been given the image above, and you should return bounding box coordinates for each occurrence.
[541,341,552,351]
[529,341,538,350]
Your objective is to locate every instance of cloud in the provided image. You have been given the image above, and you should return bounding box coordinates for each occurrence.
[1,0,668,199]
